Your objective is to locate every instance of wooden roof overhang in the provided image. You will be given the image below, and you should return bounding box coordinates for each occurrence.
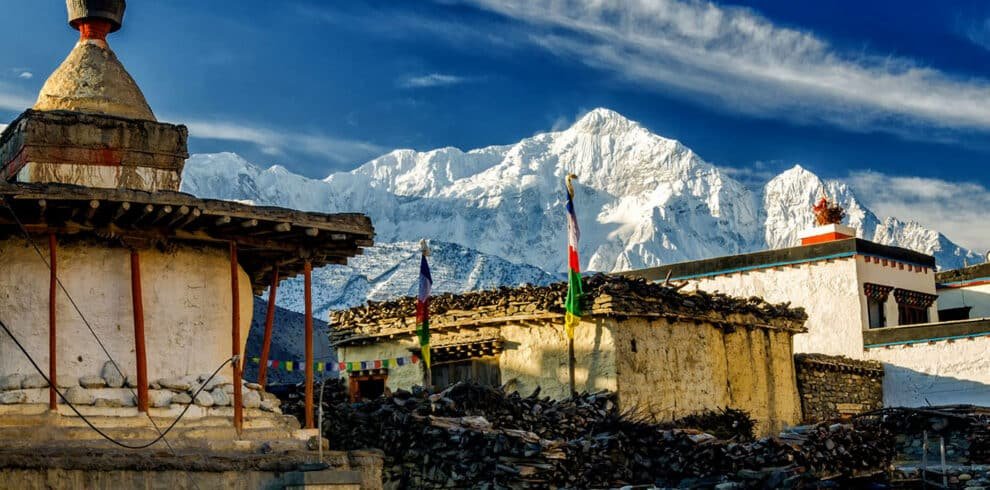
[0,182,374,292]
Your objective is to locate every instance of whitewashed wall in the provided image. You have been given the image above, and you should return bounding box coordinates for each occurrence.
[865,337,990,406]
[939,283,990,319]
[686,258,864,357]
[0,238,253,385]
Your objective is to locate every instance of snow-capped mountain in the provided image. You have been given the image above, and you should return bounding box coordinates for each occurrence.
[181,108,978,315]
[267,241,556,321]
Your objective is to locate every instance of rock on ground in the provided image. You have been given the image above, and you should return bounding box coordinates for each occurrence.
[194,391,215,407]
[210,388,230,407]
[101,361,125,388]
[149,390,172,408]
[0,391,26,404]
[78,376,106,389]
[171,393,192,405]
[158,378,191,392]
[0,374,25,391]
[21,374,48,389]
[64,387,94,405]
[243,390,261,409]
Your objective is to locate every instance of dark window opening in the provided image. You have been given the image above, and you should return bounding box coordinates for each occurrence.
[431,357,501,389]
[867,297,886,329]
[349,373,387,402]
[939,307,972,322]
[631,339,638,353]
[898,305,930,326]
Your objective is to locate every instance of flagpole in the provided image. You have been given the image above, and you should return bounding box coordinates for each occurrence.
[419,239,433,390]
[568,338,576,397]
[564,174,582,399]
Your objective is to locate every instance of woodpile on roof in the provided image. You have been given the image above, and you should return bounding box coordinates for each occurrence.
[0,182,374,292]
[331,274,807,345]
[794,353,884,376]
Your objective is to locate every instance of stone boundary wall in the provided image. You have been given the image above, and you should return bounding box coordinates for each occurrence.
[795,353,883,423]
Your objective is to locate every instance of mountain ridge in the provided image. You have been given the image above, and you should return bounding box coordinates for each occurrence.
[180,108,978,314]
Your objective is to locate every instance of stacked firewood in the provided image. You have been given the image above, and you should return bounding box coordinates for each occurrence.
[282,381,894,488]
[331,274,808,343]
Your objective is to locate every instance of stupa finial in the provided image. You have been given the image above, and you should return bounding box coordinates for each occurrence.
[67,0,126,36]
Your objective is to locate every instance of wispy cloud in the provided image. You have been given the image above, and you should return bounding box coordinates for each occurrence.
[179,119,385,168]
[847,171,990,253]
[0,81,34,111]
[961,16,990,51]
[293,3,524,55]
[453,0,990,138]
[722,160,790,188]
[400,73,470,89]
[16,72,32,80]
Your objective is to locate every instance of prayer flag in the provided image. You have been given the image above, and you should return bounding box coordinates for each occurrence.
[564,174,584,339]
[417,243,433,368]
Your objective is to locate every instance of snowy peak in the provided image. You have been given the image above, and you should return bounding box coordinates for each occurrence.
[181,108,978,283]
[568,107,646,135]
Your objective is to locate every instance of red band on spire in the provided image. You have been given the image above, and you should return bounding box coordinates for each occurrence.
[78,19,112,41]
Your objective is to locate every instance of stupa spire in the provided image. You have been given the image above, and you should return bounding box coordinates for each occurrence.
[33,0,155,121]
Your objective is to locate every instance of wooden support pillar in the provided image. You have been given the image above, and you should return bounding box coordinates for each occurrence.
[231,242,243,434]
[304,260,315,429]
[129,249,149,412]
[48,233,57,411]
[257,265,279,388]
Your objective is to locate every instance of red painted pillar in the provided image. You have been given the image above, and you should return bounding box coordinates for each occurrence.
[130,250,149,412]
[48,234,57,411]
[230,242,243,434]
[304,260,314,429]
[257,265,279,388]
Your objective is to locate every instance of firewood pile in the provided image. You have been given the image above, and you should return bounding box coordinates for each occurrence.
[282,381,895,489]
[331,274,808,345]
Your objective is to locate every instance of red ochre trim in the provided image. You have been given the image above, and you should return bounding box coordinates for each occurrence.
[801,232,855,246]
[859,255,927,274]
[78,19,112,41]
[939,279,990,289]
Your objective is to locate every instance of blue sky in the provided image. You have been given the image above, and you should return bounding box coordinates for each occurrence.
[1,1,989,251]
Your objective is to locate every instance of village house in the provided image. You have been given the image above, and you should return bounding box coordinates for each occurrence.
[0,2,380,487]
[936,261,990,321]
[331,275,808,435]
[623,207,990,409]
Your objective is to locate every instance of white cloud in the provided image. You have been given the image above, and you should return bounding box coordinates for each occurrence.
[456,0,990,136]
[962,17,990,51]
[847,171,990,253]
[17,72,32,80]
[0,82,34,111]
[400,73,470,89]
[179,119,385,167]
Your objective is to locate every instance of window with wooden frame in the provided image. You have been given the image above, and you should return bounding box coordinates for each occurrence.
[893,288,937,326]
[348,369,388,402]
[863,283,893,329]
[428,339,503,390]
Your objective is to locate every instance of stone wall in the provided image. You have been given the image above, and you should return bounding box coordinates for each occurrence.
[340,315,802,436]
[335,316,618,400]
[611,317,802,435]
[795,353,883,423]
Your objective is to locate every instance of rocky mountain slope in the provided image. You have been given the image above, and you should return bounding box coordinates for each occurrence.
[181,108,978,317]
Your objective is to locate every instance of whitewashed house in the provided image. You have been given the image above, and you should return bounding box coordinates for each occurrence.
[624,222,990,407]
